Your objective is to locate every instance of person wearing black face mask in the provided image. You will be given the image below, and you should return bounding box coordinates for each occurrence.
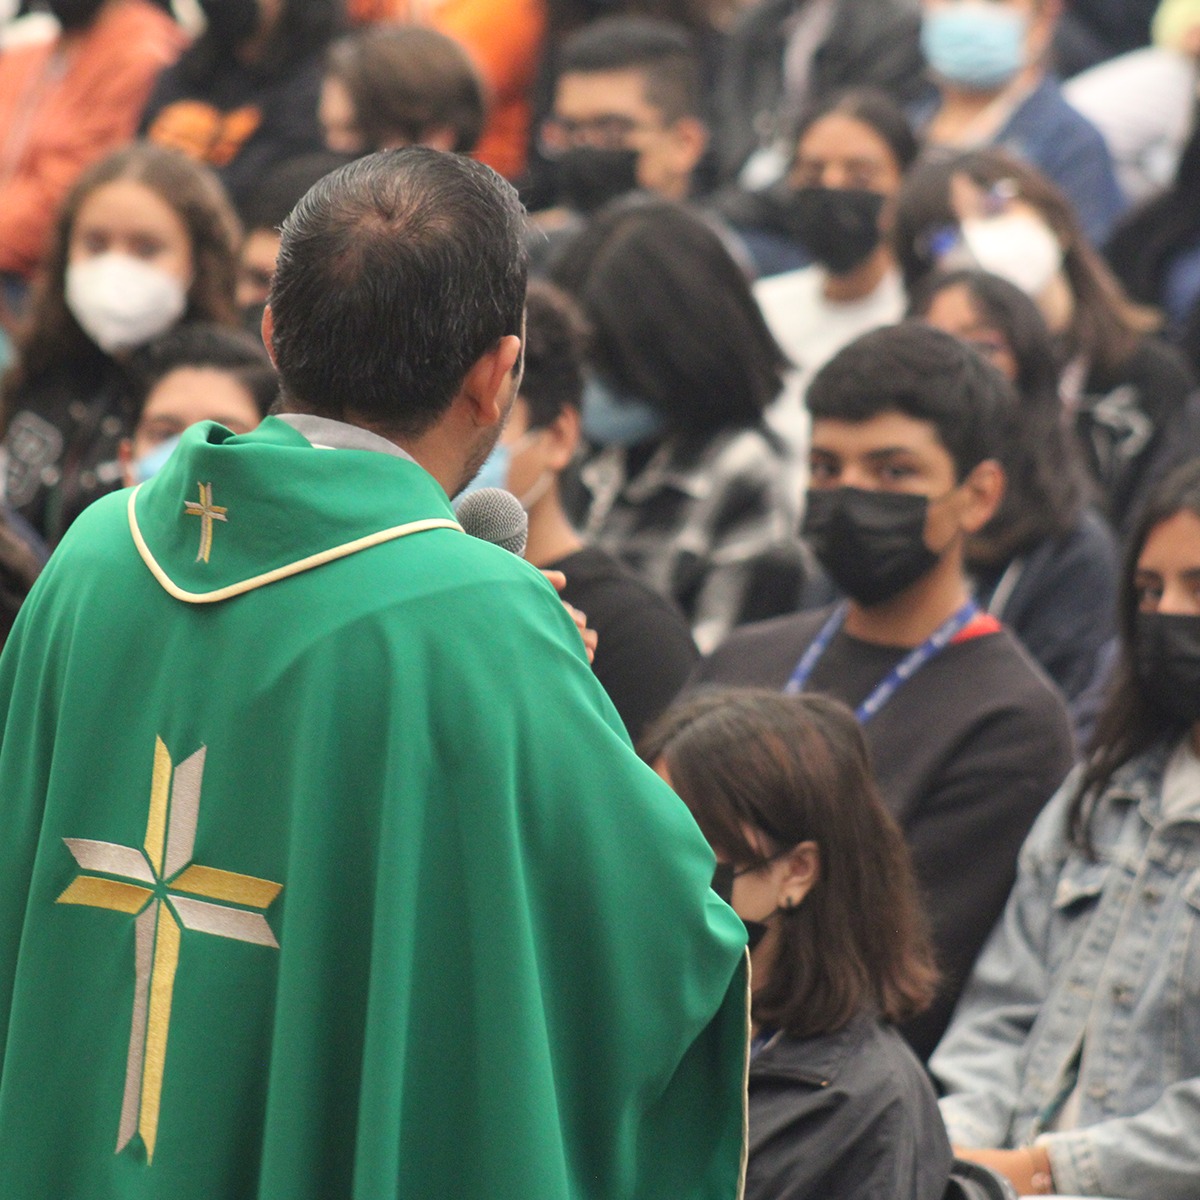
[931,456,1200,1198]
[644,689,952,1200]
[528,16,709,251]
[752,90,918,450]
[694,322,1075,1060]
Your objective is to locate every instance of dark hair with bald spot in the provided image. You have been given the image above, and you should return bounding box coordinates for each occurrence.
[267,148,527,439]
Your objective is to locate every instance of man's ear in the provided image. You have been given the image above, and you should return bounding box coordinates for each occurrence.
[960,458,1006,534]
[544,404,581,471]
[461,334,523,427]
[260,305,278,368]
[668,116,709,179]
[777,841,820,910]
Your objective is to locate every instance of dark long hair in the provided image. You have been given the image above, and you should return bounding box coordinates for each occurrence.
[549,200,787,434]
[1107,109,1200,307]
[908,268,1087,560]
[641,689,938,1038]
[893,149,1159,376]
[2,143,241,426]
[1068,459,1200,848]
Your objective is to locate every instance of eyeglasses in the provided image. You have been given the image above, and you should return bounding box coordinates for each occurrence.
[539,114,663,157]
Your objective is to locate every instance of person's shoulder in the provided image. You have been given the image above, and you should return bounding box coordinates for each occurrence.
[695,607,829,689]
[940,624,1070,721]
[552,545,682,615]
[94,0,186,51]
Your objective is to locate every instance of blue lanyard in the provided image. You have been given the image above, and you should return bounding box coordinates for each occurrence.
[784,599,980,723]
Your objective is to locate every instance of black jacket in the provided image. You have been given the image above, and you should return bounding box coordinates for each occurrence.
[713,0,925,183]
[747,1013,952,1200]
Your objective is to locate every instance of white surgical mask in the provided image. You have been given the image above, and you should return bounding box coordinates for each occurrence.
[955,213,1063,298]
[66,254,188,354]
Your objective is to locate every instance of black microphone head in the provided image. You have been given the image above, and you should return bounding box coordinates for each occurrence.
[453,487,528,556]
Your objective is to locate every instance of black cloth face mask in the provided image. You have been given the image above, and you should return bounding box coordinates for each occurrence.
[775,186,885,274]
[554,147,640,214]
[1134,611,1200,726]
[802,486,940,607]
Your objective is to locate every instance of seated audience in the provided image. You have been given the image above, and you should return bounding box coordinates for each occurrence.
[712,0,925,189]
[535,18,709,221]
[752,89,916,422]
[319,25,486,159]
[550,201,811,654]
[643,689,952,1200]
[141,0,338,207]
[465,281,697,742]
[120,323,275,486]
[695,322,1075,1058]
[1064,0,1200,204]
[234,151,351,319]
[934,456,1200,1200]
[337,0,545,178]
[894,148,1197,532]
[1107,116,1200,366]
[916,0,1127,246]
[0,0,184,282]
[2,143,241,545]
[911,269,1118,711]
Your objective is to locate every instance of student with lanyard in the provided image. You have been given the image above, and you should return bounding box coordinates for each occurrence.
[694,321,1075,1060]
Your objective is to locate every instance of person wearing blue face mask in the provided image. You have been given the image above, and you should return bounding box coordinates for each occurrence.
[118,323,276,487]
[550,201,821,654]
[915,0,1127,246]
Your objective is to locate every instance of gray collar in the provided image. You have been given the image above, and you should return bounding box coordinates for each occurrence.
[275,413,418,464]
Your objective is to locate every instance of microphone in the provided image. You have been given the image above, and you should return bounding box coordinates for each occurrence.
[454,487,528,557]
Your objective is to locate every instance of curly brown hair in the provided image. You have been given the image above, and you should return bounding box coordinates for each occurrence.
[3,142,241,425]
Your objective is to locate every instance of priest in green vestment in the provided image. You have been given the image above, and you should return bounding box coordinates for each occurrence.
[0,149,748,1199]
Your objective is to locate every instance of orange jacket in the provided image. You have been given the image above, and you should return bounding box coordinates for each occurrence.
[347,0,546,180]
[0,1,186,277]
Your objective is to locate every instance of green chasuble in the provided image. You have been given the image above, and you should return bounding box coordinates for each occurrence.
[0,418,748,1199]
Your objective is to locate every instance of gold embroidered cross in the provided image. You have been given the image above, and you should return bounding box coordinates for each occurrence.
[183,483,228,563]
[56,737,282,1164]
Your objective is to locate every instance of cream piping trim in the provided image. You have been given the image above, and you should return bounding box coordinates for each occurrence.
[127,485,462,605]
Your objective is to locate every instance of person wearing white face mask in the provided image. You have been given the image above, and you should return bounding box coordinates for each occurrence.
[915,0,1127,246]
[894,147,1198,533]
[1,142,242,545]
[461,281,699,743]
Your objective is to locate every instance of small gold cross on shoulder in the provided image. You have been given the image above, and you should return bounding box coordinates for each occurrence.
[183,483,228,564]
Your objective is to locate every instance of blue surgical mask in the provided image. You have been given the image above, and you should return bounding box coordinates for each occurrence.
[581,376,666,447]
[921,2,1028,91]
[131,435,181,483]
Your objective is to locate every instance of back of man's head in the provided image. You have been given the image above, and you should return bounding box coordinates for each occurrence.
[807,321,1011,479]
[520,281,587,432]
[558,16,701,123]
[268,148,527,439]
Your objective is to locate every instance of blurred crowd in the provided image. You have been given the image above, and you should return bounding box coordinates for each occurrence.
[2,1,1200,1197]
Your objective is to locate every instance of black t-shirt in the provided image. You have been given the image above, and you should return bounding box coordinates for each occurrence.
[550,545,698,746]
[694,606,1076,1058]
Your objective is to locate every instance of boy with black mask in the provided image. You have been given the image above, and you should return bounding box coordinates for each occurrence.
[530,17,708,241]
[694,321,1075,1060]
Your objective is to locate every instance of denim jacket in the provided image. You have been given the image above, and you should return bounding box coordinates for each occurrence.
[932,741,1200,1199]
